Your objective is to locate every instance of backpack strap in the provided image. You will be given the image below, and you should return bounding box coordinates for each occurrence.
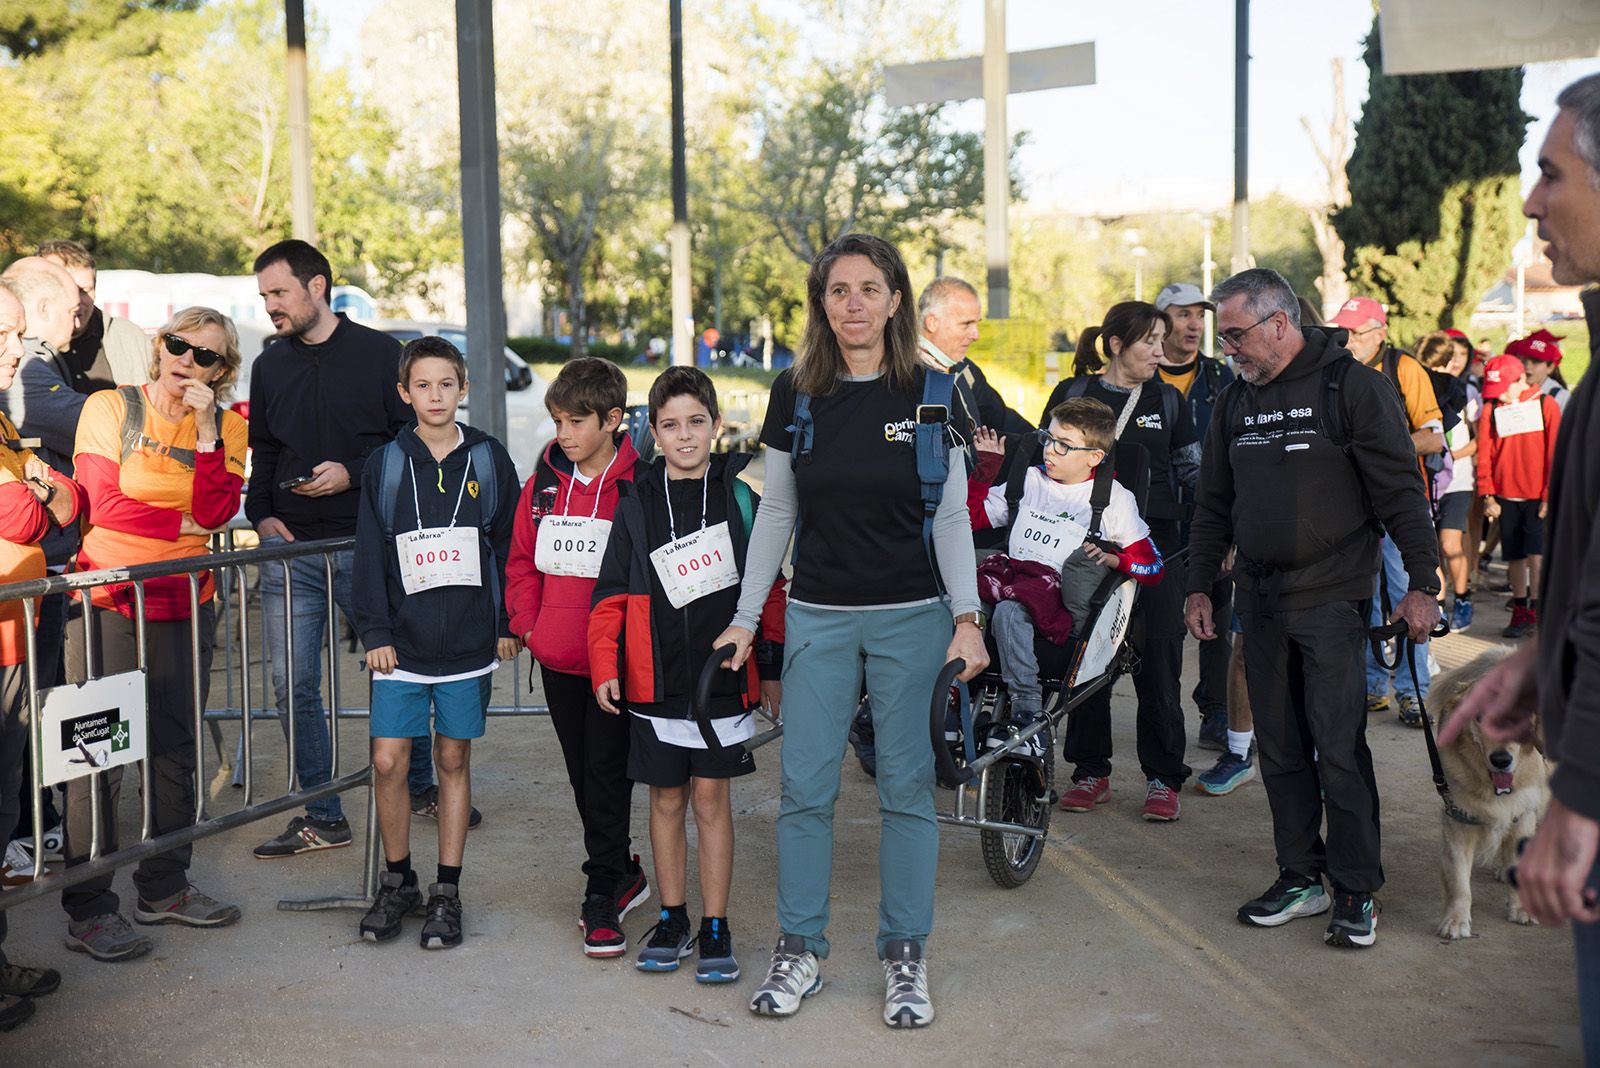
[787,392,814,471]
[732,478,754,538]
[1087,450,1117,539]
[117,384,198,468]
[376,440,406,542]
[915,370,956,592]
[465,439,502,626]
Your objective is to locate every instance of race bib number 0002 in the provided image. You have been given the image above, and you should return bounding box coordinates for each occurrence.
[649,522,740,608]
[1009,506,1088,570]
[535,514,611,578]
[396,526,481,595]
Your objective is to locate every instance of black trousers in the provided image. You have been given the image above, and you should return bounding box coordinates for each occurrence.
[0,660,30,960]
[541,665,634,900]
[1064,521,1191,789]
[1192,574,1234,720]
[1239,599,1383,893]
[61,604,214,921]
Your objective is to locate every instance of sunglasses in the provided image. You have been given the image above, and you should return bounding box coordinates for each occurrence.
[163,333,225,368]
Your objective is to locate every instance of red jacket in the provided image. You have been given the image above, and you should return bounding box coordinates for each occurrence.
[1478,388,1561,501]
[505,435,639,676]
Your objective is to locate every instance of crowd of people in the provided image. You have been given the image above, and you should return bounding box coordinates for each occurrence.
[1,73,1599,1051]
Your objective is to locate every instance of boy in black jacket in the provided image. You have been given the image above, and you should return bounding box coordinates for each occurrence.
[588,366,786,983]
[352,337,520,949]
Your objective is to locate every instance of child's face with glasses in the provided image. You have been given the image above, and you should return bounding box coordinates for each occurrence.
[1039,420,1105,484]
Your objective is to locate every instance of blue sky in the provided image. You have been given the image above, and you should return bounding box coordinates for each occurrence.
[313,0,1600,216]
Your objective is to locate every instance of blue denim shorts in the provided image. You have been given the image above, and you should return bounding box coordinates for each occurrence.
[371,675,492,740]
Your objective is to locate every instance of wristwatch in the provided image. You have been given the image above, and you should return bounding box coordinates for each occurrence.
[952,611,983,629]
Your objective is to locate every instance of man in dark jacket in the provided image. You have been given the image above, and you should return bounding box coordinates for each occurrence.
[1184,267,1439,950]
[1443,73,1600,1057]
[247,239,414,858]
[916,276,1030,438]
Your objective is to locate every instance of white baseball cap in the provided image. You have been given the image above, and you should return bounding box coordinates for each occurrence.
[1155,283,1214,312]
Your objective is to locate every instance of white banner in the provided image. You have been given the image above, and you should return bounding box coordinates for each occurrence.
[40,671,148,786]
[1379,1,1600,74]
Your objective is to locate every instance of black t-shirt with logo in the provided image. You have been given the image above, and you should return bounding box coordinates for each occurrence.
[1041,375,1196,522]
[761,366,969,607]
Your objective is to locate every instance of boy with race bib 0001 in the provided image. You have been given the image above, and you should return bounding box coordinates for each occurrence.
[504,356,648,956]
[351,336,521,949]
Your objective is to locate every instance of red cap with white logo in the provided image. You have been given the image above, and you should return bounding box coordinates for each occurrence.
[1327,297,1387,330]
[1481,354,1525,400]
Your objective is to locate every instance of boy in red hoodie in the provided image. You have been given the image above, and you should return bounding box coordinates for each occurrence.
[1478,346,1562,639]
[505,357,648,956]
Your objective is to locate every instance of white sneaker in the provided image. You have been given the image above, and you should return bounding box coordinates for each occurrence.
[14,823,63,863]
[748,934,823,1017]
[882,939,934,1028]
[1,839,49,889]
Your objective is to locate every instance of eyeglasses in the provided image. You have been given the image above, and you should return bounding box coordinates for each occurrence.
[1216,313,1277,351]
[1035,428,1101,455]
[163,333,225,368]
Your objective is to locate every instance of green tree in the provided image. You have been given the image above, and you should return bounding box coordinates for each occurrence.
[1333,18,1530,341]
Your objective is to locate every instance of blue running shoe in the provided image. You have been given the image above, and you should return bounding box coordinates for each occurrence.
[1196,748,1256,796]
[636,910,694,972]
[695,917,740,984]
[1450,598,1474,631]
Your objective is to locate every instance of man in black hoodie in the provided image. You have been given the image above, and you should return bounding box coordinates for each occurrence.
[247,239,414,858]
[1184,268,1438,950]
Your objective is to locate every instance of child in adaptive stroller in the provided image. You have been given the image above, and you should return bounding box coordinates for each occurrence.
[968,398,1163,754]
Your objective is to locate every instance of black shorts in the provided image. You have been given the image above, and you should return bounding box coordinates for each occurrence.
[1496,497,1545,561]
[1436,490,1471,533]
[627,713,756,787]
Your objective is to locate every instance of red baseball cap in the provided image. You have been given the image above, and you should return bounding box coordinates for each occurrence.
[1505,335,1562,366]
[1481,354,1525,400]
[1328,297,1387,330]
[1442,328,1468,340]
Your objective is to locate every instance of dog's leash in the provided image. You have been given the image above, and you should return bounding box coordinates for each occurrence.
[1369,615,1469,819]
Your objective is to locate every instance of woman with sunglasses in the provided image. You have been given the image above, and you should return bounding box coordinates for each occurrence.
[57,307,247,961]
[1038,300,1199,821]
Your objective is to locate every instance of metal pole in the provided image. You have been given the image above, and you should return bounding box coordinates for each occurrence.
[1203,222,1216,358]
[1230,0,1250,274]
[455,0,508,442]
[983,0,1011,318]
[285,0,316,242]
[669,0,693,366]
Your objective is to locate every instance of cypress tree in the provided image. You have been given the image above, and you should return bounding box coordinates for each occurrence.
[1333,18,1530,341]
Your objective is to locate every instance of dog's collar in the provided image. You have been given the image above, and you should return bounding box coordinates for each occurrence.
[1441,791,1486,826]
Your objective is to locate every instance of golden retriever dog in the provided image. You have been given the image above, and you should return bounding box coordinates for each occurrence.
[1429,648,1551,940]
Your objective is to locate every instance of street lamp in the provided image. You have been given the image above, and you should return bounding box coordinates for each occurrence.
[1132,245,1149,302]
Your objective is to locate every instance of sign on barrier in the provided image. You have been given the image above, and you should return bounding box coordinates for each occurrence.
[40,671,147,785]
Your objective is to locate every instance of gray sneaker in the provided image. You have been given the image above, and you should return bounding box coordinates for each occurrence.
[65,912,153,962]
[253,815,352,859]
[881,939,934,1028]
[134,884,242,927]
[749,934,823,1017]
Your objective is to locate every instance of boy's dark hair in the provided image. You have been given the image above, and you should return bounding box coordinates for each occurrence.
[547,356,627,419]
[399,335,468,389]
[252,239,334,300]
[647,365,719,424]
[36,239,94,271]
[1048,397,1116,454]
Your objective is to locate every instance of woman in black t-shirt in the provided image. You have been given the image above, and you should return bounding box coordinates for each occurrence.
[1041,301,1199,820]
[715,234,984,1028]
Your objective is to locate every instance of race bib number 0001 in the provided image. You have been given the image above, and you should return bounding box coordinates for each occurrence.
[396,526,481,595]
[535,514,611,578]
[649,522,740,608]
[1009,506,1088,570]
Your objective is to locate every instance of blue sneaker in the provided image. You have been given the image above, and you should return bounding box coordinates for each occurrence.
[1195,747,1256,796]
[1198,711,1228,752]
[695,917,740,983]
[636,910,694,972]
[1450,598,1474,631]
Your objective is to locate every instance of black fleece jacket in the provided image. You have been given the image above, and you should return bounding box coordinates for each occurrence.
[244,315,411,539]
[1186,326,1439,611]
[352,423,519,676]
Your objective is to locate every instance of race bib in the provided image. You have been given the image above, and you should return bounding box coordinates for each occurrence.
[1494,399,1544,437]
[535,514,611,578]
[396,527,481,595]
[1010,506,1088,570]
[650,522,740,608]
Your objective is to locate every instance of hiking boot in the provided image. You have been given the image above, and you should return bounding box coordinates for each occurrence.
[0,993,33,1032]
[1450,597,1474,631]
[64,912,153,962]
[1059,775,1110,812]
[636,909,695,972]
[881,939,934,1029]
[1195,748,1256,796]
[1324,889,1379,948]
[1502,604,1536,639]
[359,871,422,943]
[615,855,651,922]
[1142,779,1181,822]
[696,917,740,984]
[409,786,483,829]
[420,883,463,950]
[134,884,241,927]
[1,839,47,888]
[252,815,352,859]
[1238,870,1331,927]
[581,893,626,958]
[749,934,822,1017]
[0,963,60,998]
[1364,692,1389,714]
[1396,694,1423,729]
[1198,710,1228,752]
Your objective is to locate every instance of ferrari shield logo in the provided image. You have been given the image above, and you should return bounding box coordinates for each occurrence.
[467,481,480,499]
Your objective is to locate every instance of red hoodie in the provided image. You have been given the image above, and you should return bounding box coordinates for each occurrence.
[506,434,639,676]
[1477,386,1561,501]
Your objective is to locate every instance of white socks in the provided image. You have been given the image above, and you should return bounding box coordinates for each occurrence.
[1228,729,1254,758]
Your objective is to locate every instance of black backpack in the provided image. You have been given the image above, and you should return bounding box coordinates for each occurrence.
[1380,347,1466,436]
